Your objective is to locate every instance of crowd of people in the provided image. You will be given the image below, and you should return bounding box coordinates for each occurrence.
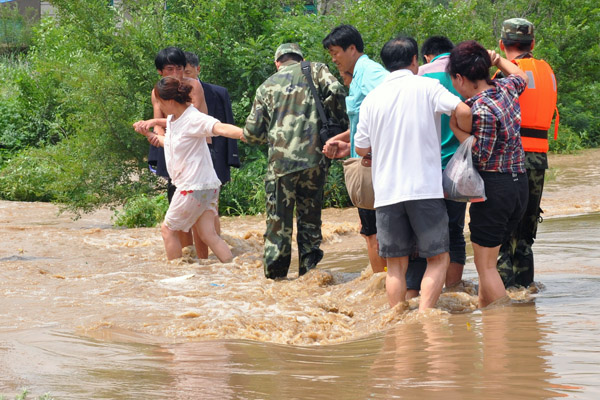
[132,17,558,311]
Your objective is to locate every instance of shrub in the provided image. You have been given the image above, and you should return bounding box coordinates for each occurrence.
[113,193,168,228]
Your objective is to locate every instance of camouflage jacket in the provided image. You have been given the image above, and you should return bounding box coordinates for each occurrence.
[243,60,348,181]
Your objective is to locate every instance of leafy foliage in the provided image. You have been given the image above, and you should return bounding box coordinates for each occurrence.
[113,193,168,228]
[0,0,598,218]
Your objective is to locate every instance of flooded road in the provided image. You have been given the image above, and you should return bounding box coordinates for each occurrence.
[1,149,600,399]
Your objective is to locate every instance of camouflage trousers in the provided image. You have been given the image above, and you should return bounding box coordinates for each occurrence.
[263,165,328,279]
[497,168,545,287]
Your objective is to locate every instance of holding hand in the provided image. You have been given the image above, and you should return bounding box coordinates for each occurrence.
[323,139,350,159]
[133,119,164,136]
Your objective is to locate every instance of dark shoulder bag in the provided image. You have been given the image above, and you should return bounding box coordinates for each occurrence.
[300,61,345,147]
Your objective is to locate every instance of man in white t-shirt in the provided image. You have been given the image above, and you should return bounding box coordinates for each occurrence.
[354,36,472,311]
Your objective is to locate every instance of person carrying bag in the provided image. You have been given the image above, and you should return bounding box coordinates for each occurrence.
[301,61,374,210]
[442,135,486,202]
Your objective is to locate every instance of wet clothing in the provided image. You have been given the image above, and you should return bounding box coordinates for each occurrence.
[263,165,328,279]
[465,74,527,173]
[164,188,219,232]
[358,208,377,237]
[445,199,467,265]
[497,167,544,286]
[243,59,347,278]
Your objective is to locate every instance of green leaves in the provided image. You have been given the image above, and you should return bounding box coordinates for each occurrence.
[0,0,598,218]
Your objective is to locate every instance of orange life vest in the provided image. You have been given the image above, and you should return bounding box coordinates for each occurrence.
[494,57,559,153]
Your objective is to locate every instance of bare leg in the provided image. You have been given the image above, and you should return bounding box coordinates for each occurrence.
[364,234,386,273]
[445,262,464,287]
[385,256,409,307]
[178,230,193,248]
[473,243,507,308]
[194,211,232,263]
[191,210,221,259]
[161,223,183,260]
[405,289,420,300]
[214,212,221,235]
[419,252,449,311]
[191,227,209,259]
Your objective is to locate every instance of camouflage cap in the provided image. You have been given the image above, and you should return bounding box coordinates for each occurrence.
[274,43,304,62]
[501,18,535,42]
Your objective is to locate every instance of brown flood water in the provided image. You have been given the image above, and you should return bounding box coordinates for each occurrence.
[1,149,600,399]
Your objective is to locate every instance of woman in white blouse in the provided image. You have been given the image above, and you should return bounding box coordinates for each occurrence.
[133,77,244,262]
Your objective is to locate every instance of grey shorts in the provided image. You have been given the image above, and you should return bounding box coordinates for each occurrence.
[376,199,449,259]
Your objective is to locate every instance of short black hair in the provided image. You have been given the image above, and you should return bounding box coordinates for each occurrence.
[322,24,364,53]
[501,38,533,52]
[276,53,303,63]
[380,36,418,72]
[154,46,186,70]
[420,36,454,63]
[184,51,199,67]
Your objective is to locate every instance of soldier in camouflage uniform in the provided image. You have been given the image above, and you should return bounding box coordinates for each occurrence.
[243,43,348,279]
[496,18,558,287]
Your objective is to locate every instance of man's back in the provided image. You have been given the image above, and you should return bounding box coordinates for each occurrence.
[356,70,461,207]
[244,60,346,180]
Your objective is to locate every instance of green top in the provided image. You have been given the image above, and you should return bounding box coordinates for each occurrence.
[418,53,462,169]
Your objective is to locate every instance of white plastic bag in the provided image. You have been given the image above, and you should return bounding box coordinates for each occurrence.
[442,135,486,202]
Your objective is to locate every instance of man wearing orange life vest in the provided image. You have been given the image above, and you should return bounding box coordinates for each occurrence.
[496,18,559,288]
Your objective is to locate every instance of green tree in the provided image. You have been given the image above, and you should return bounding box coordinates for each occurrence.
[0,0,598,221]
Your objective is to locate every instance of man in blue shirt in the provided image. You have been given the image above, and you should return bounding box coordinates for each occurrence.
[322,25,388,273]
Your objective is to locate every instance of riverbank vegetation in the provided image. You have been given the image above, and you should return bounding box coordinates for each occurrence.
[0,0,598,226]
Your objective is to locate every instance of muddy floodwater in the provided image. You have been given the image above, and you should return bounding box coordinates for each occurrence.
[1,149,600,399]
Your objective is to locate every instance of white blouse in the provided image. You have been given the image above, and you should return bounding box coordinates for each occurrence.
[164,105,221,190]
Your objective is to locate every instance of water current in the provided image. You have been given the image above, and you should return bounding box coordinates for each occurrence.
[1,149,599,399]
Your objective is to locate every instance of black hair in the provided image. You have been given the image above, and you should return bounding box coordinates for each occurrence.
[154,47,186,70]
[447,40,493,85]
[420,36,454,63]
[322,24,364,53]
[184,51,199,67]
[380,36,418,72]
[276,53,303,63]
[501,38,533,52]
[154,77,192,105]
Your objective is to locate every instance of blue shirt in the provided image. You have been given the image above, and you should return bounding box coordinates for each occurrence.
[347,55,388,157]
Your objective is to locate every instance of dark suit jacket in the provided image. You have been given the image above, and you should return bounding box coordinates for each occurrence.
[147,81,240,183]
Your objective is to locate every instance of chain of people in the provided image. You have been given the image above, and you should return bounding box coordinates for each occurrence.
[132,19,558,312]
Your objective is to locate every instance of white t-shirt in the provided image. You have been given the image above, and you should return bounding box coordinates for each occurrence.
[165,105,221,190]
[354,69,461,208]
